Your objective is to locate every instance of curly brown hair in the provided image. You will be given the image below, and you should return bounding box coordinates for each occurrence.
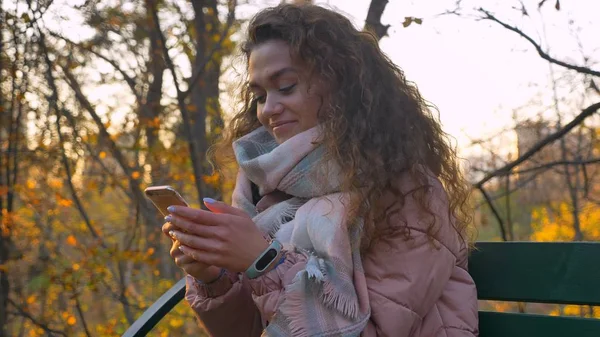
[211,3,474,252]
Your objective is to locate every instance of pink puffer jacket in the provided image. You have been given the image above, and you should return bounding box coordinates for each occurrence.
[185,177,479,336]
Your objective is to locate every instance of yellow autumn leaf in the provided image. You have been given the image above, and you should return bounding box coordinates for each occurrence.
[26,295,36,304]
[48,178,63,189]
[66,235,77,246]
[73,263,80,271]
[0,264,6,272]
[57,198,73,207]
[146,247,155,256]
[67,316,76,326]
[99,151,106,159]
[131,171,141,179]
[169,317,184,328]
[26,179,36,189]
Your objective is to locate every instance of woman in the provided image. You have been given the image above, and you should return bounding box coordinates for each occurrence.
[162,3,478,337]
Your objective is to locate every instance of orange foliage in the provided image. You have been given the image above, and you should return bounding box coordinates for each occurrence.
[531,202,600,241]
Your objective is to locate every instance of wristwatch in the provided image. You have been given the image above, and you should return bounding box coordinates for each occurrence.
[245,239,283,279]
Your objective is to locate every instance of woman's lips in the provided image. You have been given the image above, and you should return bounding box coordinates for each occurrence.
[272,121,297,135]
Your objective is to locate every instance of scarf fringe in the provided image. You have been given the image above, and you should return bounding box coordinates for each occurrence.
[278,271,315,337]
[321,277,360,320]
[305,255,325,281]
[277,263,361,337]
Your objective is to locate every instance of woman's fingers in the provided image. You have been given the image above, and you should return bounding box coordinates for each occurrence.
[174,253,195,267]
[167,206,232,227]
[162,221,177,236]
[171,230,224,254]
[179,245,220,266]
[167,214,223,238]
[169,240,184,257]
[203,198,250,218]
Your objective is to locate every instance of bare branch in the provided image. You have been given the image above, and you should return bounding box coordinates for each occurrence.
[477,186,508,241]
[479,8,600,78]
[473,166,546,209]
[48,30,142,101]
[73,295,92,337]
[182,0,237,100]
[38,17,107,248]
[7,298,67,337]
[512,157,600,176]
[61,108,133,199]
[59,66,156,216]
[474,101,600,188]
[364,0,390,40]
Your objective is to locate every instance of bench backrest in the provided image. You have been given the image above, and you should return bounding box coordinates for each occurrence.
[471,242,600,337]
[122,242,600,337]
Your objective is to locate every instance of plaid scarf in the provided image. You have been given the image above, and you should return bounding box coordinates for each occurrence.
[232,126,370,336]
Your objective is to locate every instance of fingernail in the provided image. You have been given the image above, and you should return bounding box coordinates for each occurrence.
[203,197,218,204]
[179,246,187,253]
[164,215,172,223]
[168,230,176,238]
[167,206,175,213]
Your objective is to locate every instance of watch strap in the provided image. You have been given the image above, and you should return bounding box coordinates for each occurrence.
[245,239,283,279]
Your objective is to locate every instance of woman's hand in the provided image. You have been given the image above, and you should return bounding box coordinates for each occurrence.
[162,221,223,282]
[165,198,269,273]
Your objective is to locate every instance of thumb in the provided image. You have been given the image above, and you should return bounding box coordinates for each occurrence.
[203,198,250,218]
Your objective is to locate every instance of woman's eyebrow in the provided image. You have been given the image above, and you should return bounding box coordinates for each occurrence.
[249,67,297,89]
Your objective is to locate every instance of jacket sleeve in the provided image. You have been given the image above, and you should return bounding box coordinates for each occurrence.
[361,178,460,337]
[184,251,315,336]
[185,272,263,337]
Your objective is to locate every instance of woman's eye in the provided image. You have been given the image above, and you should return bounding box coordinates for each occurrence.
[279,84,296,93]
[253,95,266,104]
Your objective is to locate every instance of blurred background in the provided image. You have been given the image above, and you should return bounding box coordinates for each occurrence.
[1,0,599,335]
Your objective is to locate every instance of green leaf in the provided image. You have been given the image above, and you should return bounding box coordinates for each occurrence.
[28,274,51,291]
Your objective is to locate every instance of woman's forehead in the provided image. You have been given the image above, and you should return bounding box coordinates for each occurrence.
[248,41,303,84]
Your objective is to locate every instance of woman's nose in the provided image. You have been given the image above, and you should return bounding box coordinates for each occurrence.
[261,94,284,118]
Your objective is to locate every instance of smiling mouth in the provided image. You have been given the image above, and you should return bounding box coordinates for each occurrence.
[271,121,297,134]
[270,121,296,128]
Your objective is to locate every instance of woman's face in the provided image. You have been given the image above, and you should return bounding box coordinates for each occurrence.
[248,40,324,144]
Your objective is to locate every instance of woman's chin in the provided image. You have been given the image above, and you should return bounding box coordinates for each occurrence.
[272,122,299,144]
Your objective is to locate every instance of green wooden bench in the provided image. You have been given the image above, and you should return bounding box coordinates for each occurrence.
[122,242,600,336]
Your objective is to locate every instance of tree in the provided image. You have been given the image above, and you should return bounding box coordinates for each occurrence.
[454,2,600,244]
[1,0,393,334]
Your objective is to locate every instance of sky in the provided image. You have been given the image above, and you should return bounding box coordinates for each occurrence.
[323,0,599,154]
[224,0,600,158]
[16,0,600,158]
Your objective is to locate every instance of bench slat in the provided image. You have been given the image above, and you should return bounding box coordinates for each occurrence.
[479,311,600,337]
[470,242,600,305]
[122,277,186,337]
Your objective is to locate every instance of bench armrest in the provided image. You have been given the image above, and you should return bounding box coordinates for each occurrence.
[122,277,186,337]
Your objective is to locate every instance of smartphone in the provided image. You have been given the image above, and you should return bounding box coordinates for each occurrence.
[144,185,189,217]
